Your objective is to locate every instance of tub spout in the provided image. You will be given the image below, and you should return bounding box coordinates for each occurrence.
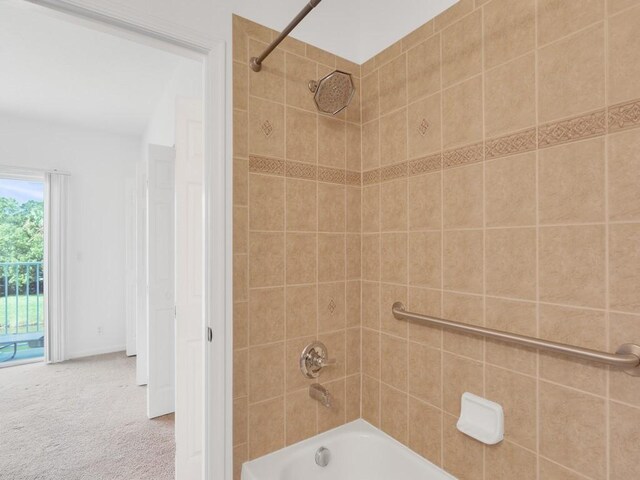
[309,383,332,408]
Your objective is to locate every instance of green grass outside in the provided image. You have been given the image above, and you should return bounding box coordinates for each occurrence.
[0,294,45,335]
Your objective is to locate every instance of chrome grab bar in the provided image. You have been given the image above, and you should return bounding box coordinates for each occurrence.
[392,302,640,377]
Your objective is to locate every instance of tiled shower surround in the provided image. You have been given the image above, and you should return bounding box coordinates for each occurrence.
[233,1,640,479]
[232,14,363,480]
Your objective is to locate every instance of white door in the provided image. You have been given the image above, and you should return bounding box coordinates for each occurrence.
[124,177,137,357]
[147,144,176,419]
[175,98,204,478]
[135,161,148,385]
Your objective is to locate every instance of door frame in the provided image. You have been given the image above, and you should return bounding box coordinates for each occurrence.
[25,2,231,479]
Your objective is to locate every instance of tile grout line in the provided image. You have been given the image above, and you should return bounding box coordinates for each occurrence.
[603,1,611,478]
[533,0,541,478]
[539,455,597,480]
[479,5,487,478]
[244,28,252,458]
[438,17,445,469]
[343,79,348,428]
[376,59,382,430]
[537,15,607,52]
[328,280,640,318]
[314,59,320,436]
[359,64,364,422]
[404,43,411,445]
[247,218,640,237]
[282,49,290,448]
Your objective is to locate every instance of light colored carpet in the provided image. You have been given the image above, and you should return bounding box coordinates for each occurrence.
[0,352,175,480]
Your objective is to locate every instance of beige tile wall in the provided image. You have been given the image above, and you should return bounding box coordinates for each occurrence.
[232,15,362,480]
[234,0,640,478]
[358,1,640,479]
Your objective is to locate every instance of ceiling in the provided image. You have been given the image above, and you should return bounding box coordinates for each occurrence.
[0,1,187,136]
[233,0,459,64]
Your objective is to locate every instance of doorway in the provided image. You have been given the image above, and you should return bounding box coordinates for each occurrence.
[0,176,45,365]
[0,1,212,478]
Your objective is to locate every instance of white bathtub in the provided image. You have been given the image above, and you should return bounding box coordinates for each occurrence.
[242,419,457,480]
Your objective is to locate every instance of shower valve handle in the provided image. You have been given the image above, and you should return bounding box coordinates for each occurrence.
[300,341,335,379]
[311,354,336,368]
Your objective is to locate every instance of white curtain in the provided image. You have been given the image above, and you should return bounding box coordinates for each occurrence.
[44,172,69,363]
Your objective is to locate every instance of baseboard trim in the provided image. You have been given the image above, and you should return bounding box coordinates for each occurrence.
[66,345,127,360]
[0,357,44,369]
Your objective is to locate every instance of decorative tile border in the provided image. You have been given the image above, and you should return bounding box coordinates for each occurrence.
[286,160,316,180]
[249,155,285,176]
[318,166,346,184]
[362,169,380,186]
[485,128,537,160]
[608,99,640,133]
[359,97,640,185]
[408,154,442,175]
[346,170,362,186]
[380,162,408,182]
[538,110,606,149]
[250,98,640,187]
[443,142,484,168]
[249,155,360,186]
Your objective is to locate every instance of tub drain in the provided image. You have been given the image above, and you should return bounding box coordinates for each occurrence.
[315,446,331,467]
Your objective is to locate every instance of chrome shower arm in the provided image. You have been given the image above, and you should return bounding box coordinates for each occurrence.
[250,0,323,72]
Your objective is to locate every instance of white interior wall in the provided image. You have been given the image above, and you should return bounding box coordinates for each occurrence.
[0,114,139,358]
[144,57,203,146]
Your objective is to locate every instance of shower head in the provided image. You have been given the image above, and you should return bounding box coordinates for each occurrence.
[308,70,355,115]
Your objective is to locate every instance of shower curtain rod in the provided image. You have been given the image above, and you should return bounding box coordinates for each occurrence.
[250,0,323,72]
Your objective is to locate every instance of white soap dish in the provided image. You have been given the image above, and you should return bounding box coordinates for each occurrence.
[456,392,504,445]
